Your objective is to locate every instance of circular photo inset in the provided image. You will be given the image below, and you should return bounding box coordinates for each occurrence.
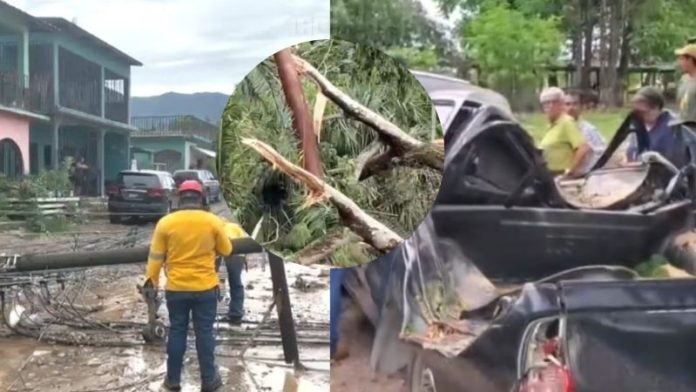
[219,39,444,267]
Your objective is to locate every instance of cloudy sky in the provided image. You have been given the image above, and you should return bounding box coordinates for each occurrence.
[6,0,330,97]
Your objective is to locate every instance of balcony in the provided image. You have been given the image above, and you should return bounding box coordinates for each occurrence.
[0,69,52,114]
[131,115,218,141]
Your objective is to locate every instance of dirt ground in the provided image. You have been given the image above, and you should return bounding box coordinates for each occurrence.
[0,201,330,391]
[330,295,407,392]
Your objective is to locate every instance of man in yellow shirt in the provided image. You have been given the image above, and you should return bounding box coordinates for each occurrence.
[144,180,232,392]
[538,87,591,177]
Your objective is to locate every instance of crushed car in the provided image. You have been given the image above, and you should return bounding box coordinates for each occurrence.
[342,71,696,392]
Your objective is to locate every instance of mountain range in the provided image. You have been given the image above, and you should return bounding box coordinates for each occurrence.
[130,92,230,125]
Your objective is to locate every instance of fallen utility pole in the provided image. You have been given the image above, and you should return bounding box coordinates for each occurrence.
[0,237,304,366]
[3,238,262,272]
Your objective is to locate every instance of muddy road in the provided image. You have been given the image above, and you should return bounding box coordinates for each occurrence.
[0,202,330,391]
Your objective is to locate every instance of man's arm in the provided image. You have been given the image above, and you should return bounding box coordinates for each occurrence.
[144,220,168,287]
[215,219,233,257]
[625,133,637,161]
[568,143,591,176]
[565,121,591,176]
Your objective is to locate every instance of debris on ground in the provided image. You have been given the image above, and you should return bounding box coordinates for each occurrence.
[0,202,329,391]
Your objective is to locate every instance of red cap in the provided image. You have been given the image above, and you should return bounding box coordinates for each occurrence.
[178,180,203,195]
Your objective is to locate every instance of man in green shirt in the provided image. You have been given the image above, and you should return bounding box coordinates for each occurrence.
[538,87,591,177]
[675,44,696,123]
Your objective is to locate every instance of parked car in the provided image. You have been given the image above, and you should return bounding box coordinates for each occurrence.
[107,170,177,223]
[172,169,221,204]
[341,73,696,391]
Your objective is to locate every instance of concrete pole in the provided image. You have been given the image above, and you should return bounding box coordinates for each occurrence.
[274,49,323,178]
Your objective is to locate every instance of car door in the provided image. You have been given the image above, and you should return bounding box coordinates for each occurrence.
[560,279,696,392]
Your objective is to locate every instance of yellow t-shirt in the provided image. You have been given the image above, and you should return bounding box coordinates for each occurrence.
[539,114,585,172]
[145,209,232,291]
[223,221,248,240]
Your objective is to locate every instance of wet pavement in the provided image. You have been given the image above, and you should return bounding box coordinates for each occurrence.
[0,202,330,391]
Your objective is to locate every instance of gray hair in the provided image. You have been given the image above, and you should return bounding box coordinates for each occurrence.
[540,87,565,103]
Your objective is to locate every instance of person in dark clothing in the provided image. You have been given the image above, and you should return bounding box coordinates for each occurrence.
[330,267,348,361]
[626,87,679,164]
[70,156,89,196]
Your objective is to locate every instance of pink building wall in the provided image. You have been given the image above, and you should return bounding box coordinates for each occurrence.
[0,111,31,175]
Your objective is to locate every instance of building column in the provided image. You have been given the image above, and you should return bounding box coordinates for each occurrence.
[125,78,131,124]
[52,120,60,169]
[52,43,60,107]
[184,142,191,170]
[97,129,105,197]
[100,66,105,118]
[17,29,29,89]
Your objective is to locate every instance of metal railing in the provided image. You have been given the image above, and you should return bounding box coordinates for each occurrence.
[130,115,218,140]
[0,70,52,114]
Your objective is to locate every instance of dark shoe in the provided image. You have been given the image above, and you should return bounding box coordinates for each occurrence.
[228,316,242,326]
[162,378,181,391]
[221,315,242,326]
[201,374,223,392]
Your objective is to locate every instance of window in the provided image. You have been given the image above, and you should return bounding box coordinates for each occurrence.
[118,173,160,188]
[43,145,52,168]
[29,143,38,175]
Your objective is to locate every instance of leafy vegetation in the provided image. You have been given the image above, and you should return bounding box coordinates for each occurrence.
[0,160,77,233]
[219,40,442,265]
[330,0,463,74]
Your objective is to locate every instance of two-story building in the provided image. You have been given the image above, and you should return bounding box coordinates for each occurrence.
[130,115,218,172]
[0,1,141,196]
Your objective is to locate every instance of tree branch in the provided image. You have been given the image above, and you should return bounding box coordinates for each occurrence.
[292,54,444,174]
[242,138,404,253]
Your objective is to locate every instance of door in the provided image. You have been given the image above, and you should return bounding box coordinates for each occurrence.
[0,138,23,179]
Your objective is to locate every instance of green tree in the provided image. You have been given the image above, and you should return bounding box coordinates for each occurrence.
[632,0,696,63]
[331,0,461,72]
[463,3,562,110]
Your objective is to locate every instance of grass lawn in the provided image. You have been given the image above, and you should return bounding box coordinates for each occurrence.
[517,109,629,142]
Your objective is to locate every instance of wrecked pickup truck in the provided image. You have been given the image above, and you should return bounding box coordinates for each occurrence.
[343,72,696,392]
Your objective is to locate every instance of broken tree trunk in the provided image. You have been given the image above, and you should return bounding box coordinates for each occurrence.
[242,138,404,253]
[292,54,444,175]
[313,90,328,141]
[274,49,323,178]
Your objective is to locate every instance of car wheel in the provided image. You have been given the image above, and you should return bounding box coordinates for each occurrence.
[407,350,438,392]
[109,213,121,224]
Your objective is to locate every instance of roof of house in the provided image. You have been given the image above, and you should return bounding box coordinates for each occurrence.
[0,1,58,31]
[34,17,142,66]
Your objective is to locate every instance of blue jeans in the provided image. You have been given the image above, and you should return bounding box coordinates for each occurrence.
[165,288,219,386]
[330,268,347,357]
[224,256,245,320]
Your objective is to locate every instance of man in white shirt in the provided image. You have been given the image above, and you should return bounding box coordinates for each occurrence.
[564,91,606,174]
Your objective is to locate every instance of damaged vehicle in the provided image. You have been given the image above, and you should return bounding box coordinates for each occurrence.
[343,72,696,392]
